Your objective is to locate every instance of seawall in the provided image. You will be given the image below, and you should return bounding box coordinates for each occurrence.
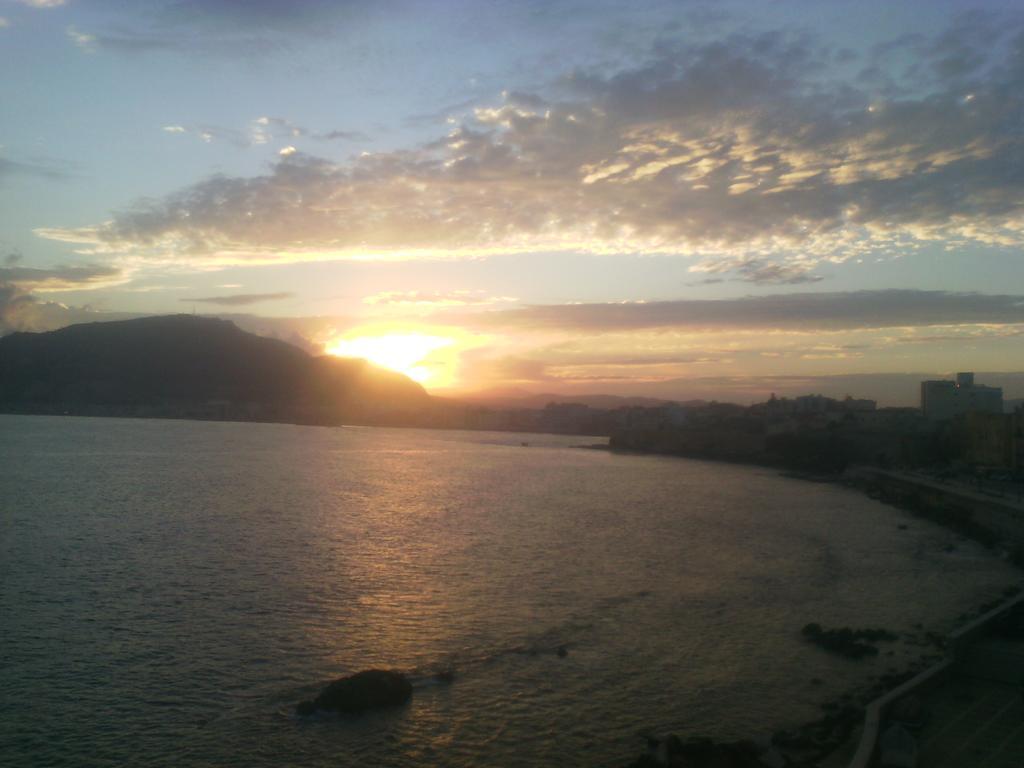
[845,467,1024,548]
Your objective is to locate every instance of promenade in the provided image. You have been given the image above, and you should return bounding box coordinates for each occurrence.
[917,636,1024,768]
[837,592,1024,768]
[870,469,1024,514]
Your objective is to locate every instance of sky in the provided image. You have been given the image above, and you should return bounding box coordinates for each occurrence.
[1,0,1023,404]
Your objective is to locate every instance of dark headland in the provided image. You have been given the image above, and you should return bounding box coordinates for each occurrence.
[0,315,429,425]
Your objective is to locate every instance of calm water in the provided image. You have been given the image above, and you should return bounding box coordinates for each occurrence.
[0,415,1018,767]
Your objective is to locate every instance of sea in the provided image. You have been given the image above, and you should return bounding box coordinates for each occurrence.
[0,415,1018,767]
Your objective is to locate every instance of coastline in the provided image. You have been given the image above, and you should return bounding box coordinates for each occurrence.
[600,445,1024,767]
[622,585,1024,768]
[596,441,1024,554]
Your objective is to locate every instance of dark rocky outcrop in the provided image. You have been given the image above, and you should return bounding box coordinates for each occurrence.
[296,669,413,716]
[801,623,896,659]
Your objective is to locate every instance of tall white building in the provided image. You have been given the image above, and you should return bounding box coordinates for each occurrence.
[920,372,1003,421]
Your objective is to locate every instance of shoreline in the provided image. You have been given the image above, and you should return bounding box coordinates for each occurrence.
[0,409,613,441]
[603,447,1024,767]
[596,442,1024,552]
[624,583,1024,768]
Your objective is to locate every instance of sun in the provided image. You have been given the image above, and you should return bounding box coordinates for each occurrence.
[326,332,455,385]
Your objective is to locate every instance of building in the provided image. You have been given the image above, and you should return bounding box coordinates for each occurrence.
[920,372,1002,421]
[842,396,877,412]
[1014,407,1024,474]
[956,407,1024,472]
[961,411,1014,468]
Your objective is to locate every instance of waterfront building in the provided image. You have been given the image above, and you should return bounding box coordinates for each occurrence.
[1015,408,1024,474]
[961,411,1015,468]
[920,372,1002,421]
[842,396,877,412]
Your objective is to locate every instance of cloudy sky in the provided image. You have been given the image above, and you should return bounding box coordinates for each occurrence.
[2,0,1023,402]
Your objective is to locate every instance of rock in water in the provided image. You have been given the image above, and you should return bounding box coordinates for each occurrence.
[296,670,413,716]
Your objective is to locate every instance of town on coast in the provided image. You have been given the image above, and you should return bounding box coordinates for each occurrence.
[609,373,1024,768]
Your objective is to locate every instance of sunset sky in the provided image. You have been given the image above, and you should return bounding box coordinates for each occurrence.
[2,0,1023,402]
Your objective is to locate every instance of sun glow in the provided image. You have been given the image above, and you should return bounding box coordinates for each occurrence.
[326,332,455,385]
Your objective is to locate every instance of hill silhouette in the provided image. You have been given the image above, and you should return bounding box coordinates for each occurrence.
[0,315,429,424]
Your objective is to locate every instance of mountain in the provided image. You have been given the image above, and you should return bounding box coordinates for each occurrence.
[0,315,428,423]
[451,389,694,410]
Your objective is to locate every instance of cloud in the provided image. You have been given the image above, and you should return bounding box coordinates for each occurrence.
[0,264,126,292]
[66,27,250,55]
[456,351,555,385]
[545,353,728,367]
[0,284,36,334]
[63,1,377,56]
[0,17,10,28]
[319,129,370,142]
[179,292,293,306]
[0,156,71,182]
[690,257,824,285]
[0,293,335,345]
[449,290,1024,333]
[159,116,367,150]
[456,346,737,388]
[159,122,249,147]
[735,264,823,285]
[0,290,344,344]
[251,116,302,145]
[155,0,364,31]
[895,326,1024,343]
[67,26,99,52]
[404,96,486,127]
[363,290,518,307]
[15,0,65,7]
[0,283,138,335]
[453,348,1024,404]
[0,264,129,333]
[41,15,1024,267]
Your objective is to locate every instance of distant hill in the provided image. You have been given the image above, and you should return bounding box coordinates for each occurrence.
[453,389,700,410]
[0,315,428,423]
